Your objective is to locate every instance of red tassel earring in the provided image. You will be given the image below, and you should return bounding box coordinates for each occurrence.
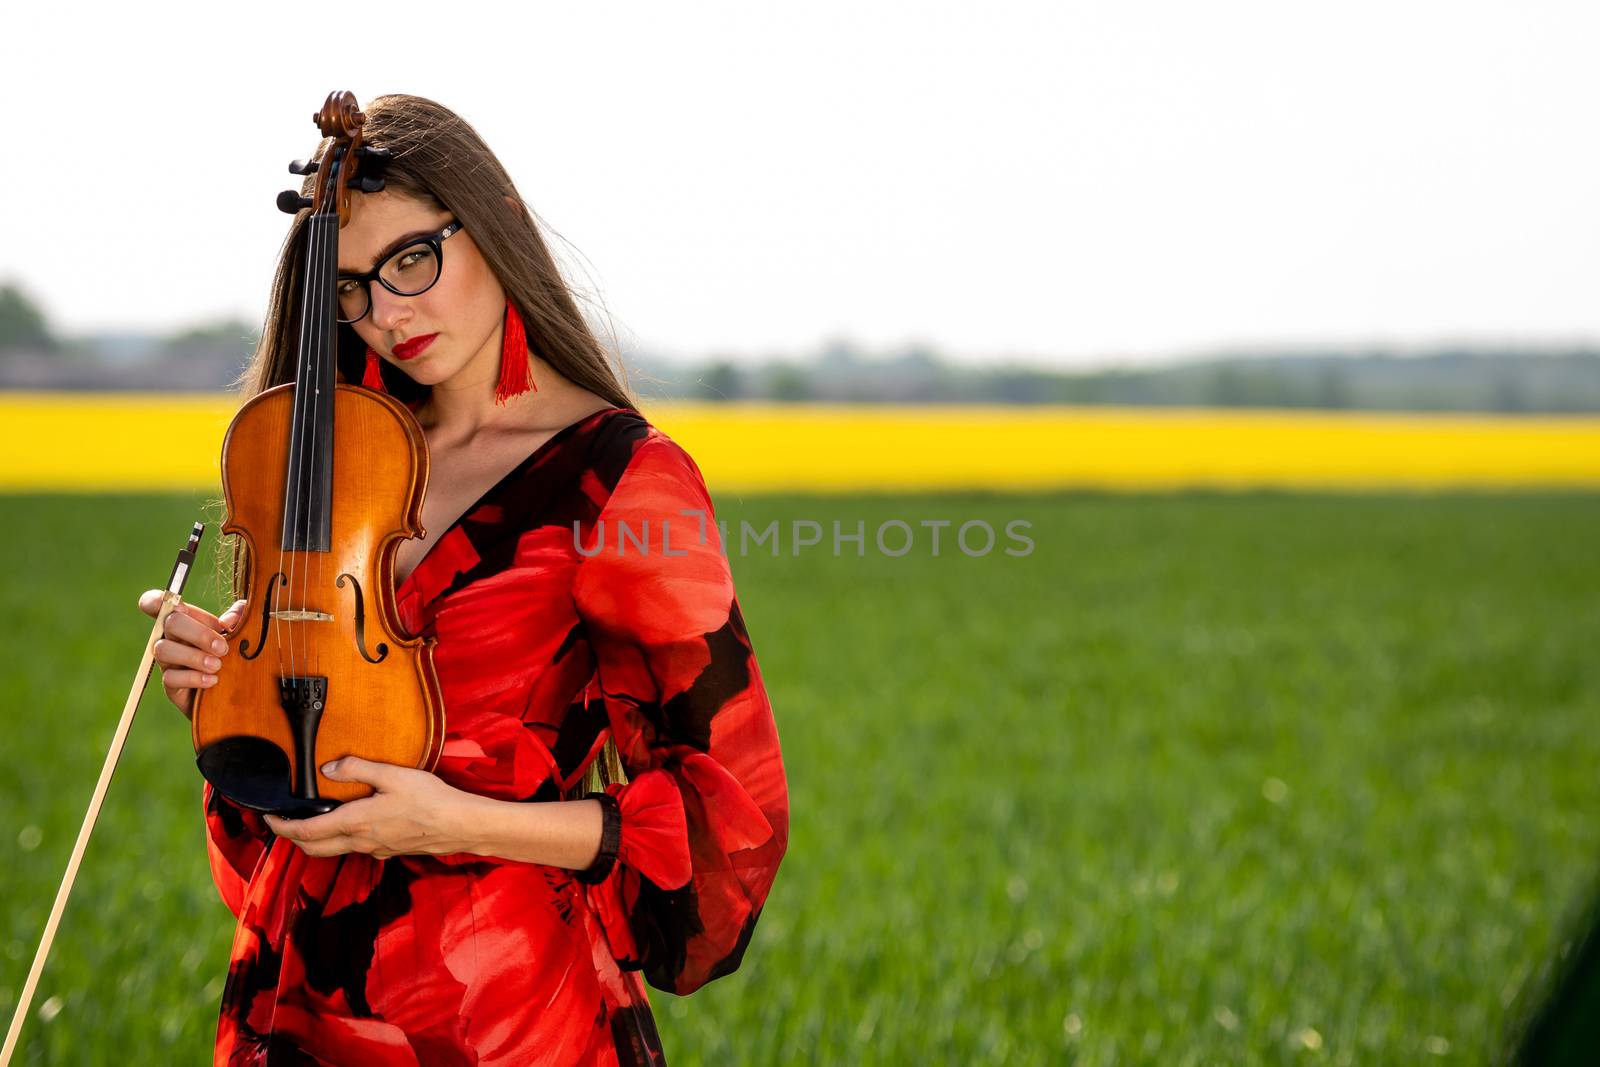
[362,346,388,392]
[496,297,535,405]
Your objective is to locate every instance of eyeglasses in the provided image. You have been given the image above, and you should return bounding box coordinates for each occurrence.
[335,220,463,324]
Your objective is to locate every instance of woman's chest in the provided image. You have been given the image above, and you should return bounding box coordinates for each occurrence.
[393,460,598,727]
[394,437,552,589]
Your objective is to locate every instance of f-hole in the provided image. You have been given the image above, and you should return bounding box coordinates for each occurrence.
[336,573,389,663]
[240,572,287,660]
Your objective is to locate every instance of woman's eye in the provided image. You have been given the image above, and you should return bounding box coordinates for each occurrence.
[336,280,357,295]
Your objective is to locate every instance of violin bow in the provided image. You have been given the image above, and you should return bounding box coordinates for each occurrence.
[1,522,206,1066]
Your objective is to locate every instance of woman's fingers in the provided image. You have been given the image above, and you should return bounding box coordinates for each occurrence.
[169,600,228,634]
[152,636,220,708]
[153,637,223,678]
[165,612,231,656]
[137,591,247,719]
[137,589,166,619]
[145,602,232,685]
[159,669,214,699]
[219,599,247,633]
[160,601,248,657]
[137,589,245,636]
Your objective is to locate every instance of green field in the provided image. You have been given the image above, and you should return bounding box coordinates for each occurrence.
[2,491,1597,1065]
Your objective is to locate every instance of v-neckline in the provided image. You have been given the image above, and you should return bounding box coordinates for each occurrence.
[396,405,628,596]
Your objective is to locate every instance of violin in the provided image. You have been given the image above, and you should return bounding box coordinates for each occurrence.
[190,90,445,817]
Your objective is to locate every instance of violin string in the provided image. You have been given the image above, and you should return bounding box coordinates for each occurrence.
[283,208,322,685]
[314,160,340,683]
[305,199,324,683]
[276,217,303,685]
[311,179,332,682]
[304,191,330,683]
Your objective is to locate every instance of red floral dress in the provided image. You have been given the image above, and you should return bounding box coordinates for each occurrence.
[202,406,790,1066]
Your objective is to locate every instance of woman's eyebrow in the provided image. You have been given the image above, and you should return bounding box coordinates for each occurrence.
[337,227,439,276]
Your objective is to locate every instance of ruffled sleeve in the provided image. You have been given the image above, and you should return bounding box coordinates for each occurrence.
[202,781,273,917]
[570,433,790,995]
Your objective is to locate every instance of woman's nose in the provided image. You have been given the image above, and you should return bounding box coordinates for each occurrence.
[369,287,411,332]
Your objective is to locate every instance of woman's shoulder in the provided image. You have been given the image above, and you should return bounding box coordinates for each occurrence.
[580,406,712,511]
[585,406,699,476]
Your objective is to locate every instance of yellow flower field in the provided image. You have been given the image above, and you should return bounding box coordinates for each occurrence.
[3,392,1599,492]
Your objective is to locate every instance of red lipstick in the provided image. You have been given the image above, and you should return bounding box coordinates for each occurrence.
[392,333,437,361]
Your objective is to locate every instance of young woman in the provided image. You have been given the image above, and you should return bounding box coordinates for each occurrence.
[137,94,789,1066]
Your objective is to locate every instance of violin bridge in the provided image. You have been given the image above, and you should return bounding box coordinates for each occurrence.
[270,609,334,622]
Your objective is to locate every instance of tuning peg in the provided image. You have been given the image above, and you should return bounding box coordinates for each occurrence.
[277,190,314,214]
[352,144,391,194]
[288,158,320,175]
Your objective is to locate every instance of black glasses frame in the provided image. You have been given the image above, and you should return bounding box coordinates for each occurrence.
[335,220,464,324]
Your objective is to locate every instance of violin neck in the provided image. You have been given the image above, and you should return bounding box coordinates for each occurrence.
[283,211,340,552]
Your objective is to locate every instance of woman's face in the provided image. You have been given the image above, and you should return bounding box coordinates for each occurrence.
[338,190,507,393]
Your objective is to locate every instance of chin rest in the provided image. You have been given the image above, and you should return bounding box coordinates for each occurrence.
[197,736,339,818]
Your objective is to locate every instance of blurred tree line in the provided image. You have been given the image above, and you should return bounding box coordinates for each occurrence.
[668,339,1600,413]
[6,281,1600,411]
[0,281,256,390]
[0,281,55,350]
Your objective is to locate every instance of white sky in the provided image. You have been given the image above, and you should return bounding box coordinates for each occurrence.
[3,1,1599,368]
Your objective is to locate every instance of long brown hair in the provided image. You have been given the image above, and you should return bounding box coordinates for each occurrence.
[221,93,636,796]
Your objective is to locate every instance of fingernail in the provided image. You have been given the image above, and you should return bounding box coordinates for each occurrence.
[212,639,227,654]
[203,656,221,671]
[202,675,218,685]
[321,760,339,774]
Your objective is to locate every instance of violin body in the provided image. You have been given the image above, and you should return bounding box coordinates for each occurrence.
[192,383,444,814]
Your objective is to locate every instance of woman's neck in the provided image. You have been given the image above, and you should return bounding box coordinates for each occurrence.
[414,355,566,445]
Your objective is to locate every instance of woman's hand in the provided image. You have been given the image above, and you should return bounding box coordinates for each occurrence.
[138,590,247,720]
[263,758,486,860]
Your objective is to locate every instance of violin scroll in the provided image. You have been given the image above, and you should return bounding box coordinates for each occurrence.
[275,90,393,222]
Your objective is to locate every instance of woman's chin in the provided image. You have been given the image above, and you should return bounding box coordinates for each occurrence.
[397,360,451,387]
